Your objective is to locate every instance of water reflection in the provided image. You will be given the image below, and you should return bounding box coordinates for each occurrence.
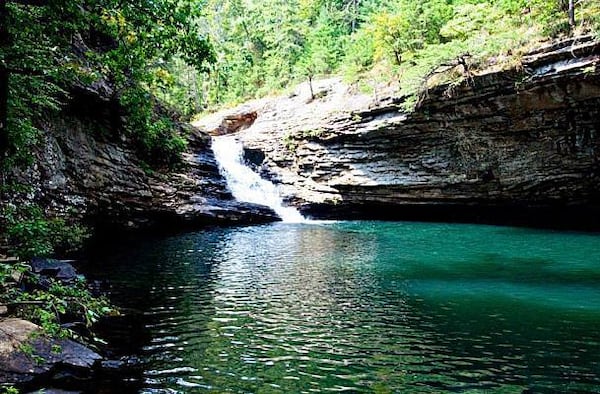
[91,222,600,393]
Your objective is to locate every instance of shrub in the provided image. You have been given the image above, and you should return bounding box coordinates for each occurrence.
[2,203,90,260]
[120,87,188,168]
[0,262,113,338]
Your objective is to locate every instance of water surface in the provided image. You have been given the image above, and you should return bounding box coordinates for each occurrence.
[92,221,600,393]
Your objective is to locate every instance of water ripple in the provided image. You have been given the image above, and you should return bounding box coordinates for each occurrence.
[93,222,600,393]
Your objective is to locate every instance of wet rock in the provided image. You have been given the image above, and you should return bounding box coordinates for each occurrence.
[30,259,79,283]
[0,318,101,385]
[243,147,266,169]
[100,355,142,371]
[100,359,125,370]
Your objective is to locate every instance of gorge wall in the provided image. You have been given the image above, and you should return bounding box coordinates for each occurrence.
[200,36,600,229]
[4,82,277,239]
[7,36,599,238]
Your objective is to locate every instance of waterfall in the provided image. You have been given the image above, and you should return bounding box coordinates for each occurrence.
[211,135,306,223]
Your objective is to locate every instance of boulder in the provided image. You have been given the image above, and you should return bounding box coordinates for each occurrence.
[30,259,79,283]
[0,318,101,384]
[209,111,258,136]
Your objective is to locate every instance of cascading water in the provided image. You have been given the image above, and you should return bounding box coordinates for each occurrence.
[211,135,306,223]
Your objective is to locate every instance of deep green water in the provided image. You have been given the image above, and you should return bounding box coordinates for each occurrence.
[92,221,600,393]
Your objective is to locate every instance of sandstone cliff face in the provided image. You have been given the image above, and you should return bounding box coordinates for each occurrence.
[200,37,600,228]
[6,86,277,235]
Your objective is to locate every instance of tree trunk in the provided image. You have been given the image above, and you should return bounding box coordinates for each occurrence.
[568,0,575,30]
[308,74,314,100]
[192,71,202,112]
[0,0,9,162]
[215,69,220,104]
[393,50,402,66]
[351,0,357,32]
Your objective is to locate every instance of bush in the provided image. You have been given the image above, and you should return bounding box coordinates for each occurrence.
[0,386,20,394]
[13,279,113,337]
[2,204,90,260]
[120,87,188,168]
[0,262,113,338]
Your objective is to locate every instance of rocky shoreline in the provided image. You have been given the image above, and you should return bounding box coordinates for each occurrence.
[0,259,114,393]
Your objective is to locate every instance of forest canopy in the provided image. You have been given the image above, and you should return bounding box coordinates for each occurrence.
[195,0,599,108]
[0,0,213,168]
[1,0,599,170]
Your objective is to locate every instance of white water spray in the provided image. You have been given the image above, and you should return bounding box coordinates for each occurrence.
[211,135,306,223]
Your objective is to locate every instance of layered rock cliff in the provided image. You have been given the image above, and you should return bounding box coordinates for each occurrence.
[4,84,277,238]
[6,36,599,236]
[196,36,600,229]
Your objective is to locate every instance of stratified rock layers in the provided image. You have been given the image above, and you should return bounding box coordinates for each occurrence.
[8,96,278,234]
[237,38,600,228]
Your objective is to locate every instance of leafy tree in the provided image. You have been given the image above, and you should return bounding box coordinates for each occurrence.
[201,0,306,103]
[0,0,214,169]
[369,0,451,65]
[297,5,348,90]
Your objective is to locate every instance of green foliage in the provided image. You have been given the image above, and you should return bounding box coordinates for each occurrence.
[301,127,327,138]
[440,4,502,40]
[0,386,20,394]
[0,261,27,287]
[148,58,207,118]
[0,263,113,338]
[579,0,600,35]
[282,133,298,152]
[369,0,451,65]
[18,341,45,365]
[300,7,348,76]
[196,0,599,112]
[15,279,112,337]
[142,117,188,166]
[342,28,376,76]
[341,0,560,110]
[2,203,90,260]
[2,0,214,171]
[200,0,360,107]
[119,86,188,167]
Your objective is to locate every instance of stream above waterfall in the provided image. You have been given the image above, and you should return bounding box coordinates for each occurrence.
[89,221,600,393]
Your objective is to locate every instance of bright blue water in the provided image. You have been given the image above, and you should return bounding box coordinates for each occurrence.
[93,221,600,393]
